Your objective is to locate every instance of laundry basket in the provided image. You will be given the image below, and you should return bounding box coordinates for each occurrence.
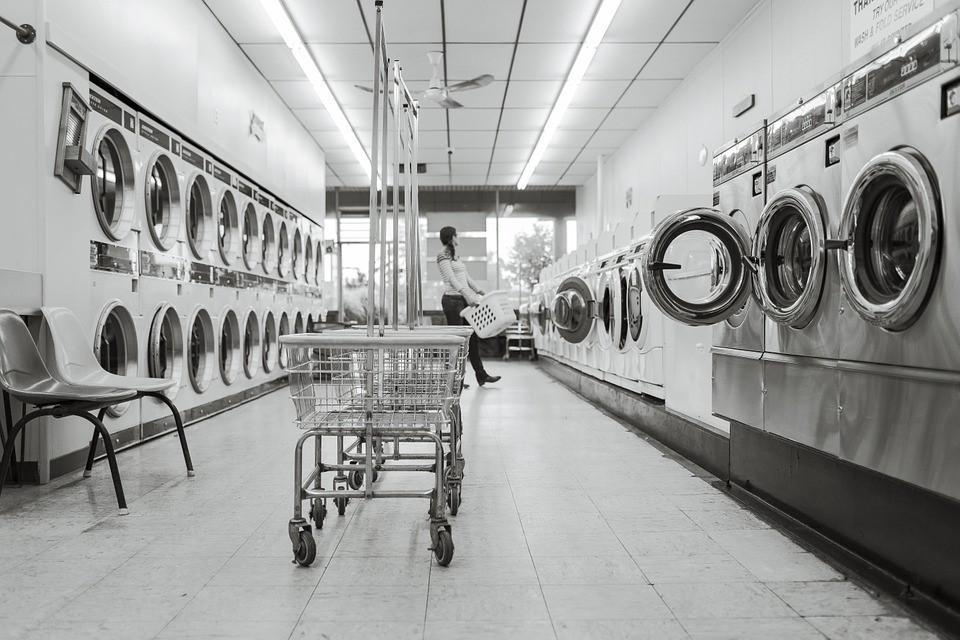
[460,290,516,338]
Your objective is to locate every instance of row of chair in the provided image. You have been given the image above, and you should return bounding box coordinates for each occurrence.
[0,308,194,515]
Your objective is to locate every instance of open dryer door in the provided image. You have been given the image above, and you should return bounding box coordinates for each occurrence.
[552,275,596,344]
[640,208,755,326]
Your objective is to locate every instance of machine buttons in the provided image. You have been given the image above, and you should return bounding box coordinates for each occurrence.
[752,172,763,197]
[825,135,840,167]
[942,77,960,117]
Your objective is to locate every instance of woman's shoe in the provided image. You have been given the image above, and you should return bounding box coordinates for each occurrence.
[478,375,501,386]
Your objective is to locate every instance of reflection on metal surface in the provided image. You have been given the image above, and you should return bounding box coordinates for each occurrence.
[754,186,828,329]
[840,150,939,331]
[139,251,186,281]
[762,356,839,456]
[712,351,763,429]
[90,241,137,275]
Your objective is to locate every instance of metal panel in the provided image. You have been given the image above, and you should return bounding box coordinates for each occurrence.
[712,350,763,429]
[762,355,840,456]
[838,363,960,500]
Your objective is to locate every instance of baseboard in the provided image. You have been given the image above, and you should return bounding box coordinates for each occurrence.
[48,377,287,480]
[538,355,730,481]
[2,461,40,485]
[730,421,960,634]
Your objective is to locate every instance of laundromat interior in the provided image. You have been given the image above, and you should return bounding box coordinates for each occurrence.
[1,0,959,638]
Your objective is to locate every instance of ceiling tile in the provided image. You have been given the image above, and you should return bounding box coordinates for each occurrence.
[558,108,607,131]
[588,129,633,148]
[550,129,594,148]
[666,0,760,43]
[493,130,540,147]
[311,131,349,149]
[499,108,549,131]
[511,44,579,81]
[527,173,561,186]
[447,0,524,42]
[340,176,369,187]
[639,43,717,79]
[294,108,338,131]
[388,44,444,82]
[487,175,519,185]
[541,147,581,163]
[558,174,590,185]
[450,162,493,177]
[329,82,377,109]
[419,131,449,148]
[449,175,489,185]
[584,43,657,80]
[618,79,682,107]
[492,147,531,163]
[241,44,302,81]
[452,130,497,148]
[308,44,374,82]
[449,109,502,130]
[417,148,453,163]
[416,108,447,131]
[203,0,279,44]
[489,162,527,175]
[420,175,454,186]
[446,44,514,83]
[323,148,357,164]
[520,0,598,42]
[372,0,443,43]
[504,81,562,108]
[271,81,323,109]
[602,107,655,130]
[330,162,367,177]
[344,108,373,131]
[567,161,598,174]
[605,0,686,43]
[448,148,493,162]
[536,162,572,175]
[568,80,631,108]
[286,0,369,43]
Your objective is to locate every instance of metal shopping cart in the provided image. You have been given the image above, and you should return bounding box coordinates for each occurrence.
[282,332,464,567]
[335,326,471,515]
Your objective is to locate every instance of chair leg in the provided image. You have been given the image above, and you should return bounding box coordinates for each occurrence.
[0,408,48,501]
[146,392,195,477]
[83,407,108,479]
[75,411,128,515]
[1,390,19,484]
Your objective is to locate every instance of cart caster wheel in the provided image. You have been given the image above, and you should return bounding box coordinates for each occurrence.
[447,484,461,516]
[294,531,316,567]
[372,468,380,483]
[310,500,326,529]
[334,491,348,516]
[433,529,454,566]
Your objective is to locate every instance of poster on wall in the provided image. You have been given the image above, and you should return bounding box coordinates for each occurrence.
[849,0,933,61]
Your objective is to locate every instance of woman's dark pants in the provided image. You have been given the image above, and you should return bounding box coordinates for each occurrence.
[441,294,486,382]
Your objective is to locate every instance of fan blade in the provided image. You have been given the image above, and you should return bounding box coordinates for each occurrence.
[446,74,494,92]
[354,84,374,93]
[437,96,463,109]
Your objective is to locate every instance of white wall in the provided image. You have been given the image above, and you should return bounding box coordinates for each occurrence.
[580,0,846,237]
[43,0,325,219]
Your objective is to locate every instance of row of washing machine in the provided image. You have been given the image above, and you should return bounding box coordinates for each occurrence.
[532,5,960,502]
[75,78,324,446]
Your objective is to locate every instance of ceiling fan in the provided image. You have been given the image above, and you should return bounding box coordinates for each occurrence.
[355,51,493,109]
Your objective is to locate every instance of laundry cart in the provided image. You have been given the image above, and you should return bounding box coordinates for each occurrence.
[281,331,464,567]
[334,325,471,515]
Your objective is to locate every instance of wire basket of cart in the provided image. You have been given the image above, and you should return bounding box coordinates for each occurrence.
[282,332,463,566]
[333,326,470,514]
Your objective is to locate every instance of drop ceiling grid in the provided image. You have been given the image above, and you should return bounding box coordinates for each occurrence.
[205,0,759,187]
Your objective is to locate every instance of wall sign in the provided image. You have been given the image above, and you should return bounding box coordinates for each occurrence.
[849,0,933,62]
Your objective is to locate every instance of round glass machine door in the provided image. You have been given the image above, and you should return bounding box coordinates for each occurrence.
[144,154,182,251]
[186,174,214,259]
[148,304,184,398]
[754,186,828,329]
[625,263,646,348]
[187,308,214,393]
[217,190,240,265]
[94,301,138,417]
[92,128,136,241]
[839,149,940,331]
[242,203,261,270]
[596,269,615,350]
[640,208,754,326]
[552,275,595,344]
[219,308,241,384]
[615,266,631,352]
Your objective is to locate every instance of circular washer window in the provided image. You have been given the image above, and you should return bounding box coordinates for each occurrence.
[148,304,183,399]
[187,308,215,393]
[242,203,261,270]
[278,312,291,368]
[617,268,630,351]
[293,229,304,280]
[219,308,241,384]
[626,266,644,345]
[93,300,138,417]
[217,190,241,265]
[144,153,182,251]
[92,127,136,241]
[304,235,314,284]
[261,212,278,274]
[185,174,214,259]
[242,310,261,378]
[262,311,278,372]
[840,149,940,331]
[278,222,291,277]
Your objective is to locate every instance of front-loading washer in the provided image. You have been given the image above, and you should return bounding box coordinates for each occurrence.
[759,80,844,456]
[834,10,960,499]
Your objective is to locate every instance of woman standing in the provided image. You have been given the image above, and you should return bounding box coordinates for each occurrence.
[437,226,500,387]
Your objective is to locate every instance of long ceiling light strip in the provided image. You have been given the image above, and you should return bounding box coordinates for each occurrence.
[517,0,621,189]
[259,0,371,179]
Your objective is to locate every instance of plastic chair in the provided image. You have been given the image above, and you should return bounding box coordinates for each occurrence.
[0,309,136,514]
[40,307,195,478]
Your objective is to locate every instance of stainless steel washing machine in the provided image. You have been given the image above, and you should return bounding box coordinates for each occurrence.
[759,81,844,455]
[835,9,960,499]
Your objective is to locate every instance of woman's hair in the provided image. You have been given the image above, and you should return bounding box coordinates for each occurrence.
[439,226,457,259]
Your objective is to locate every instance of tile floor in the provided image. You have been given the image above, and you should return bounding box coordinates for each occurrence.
[0,361,947,639]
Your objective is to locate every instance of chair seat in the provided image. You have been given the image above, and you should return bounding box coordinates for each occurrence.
[8,376,137,407]
[69,369,177,394]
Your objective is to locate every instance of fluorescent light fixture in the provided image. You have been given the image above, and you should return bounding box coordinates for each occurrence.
[517,0,621,189]
[259,0,371,179]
